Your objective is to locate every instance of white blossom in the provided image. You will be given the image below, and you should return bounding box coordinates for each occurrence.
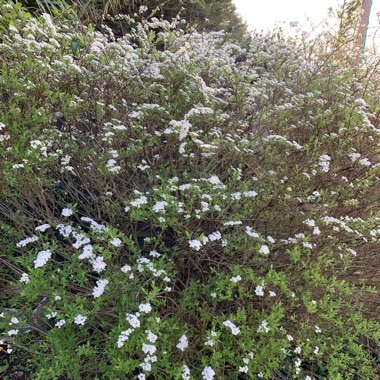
[188,239,203,251]
[61,208,73,217]
[34,249,52,268]
[202,366,215,380]
[153,201,168,213]
[55,319,66,328]
[126,313,140,328]
[20,273,30,284]
[176,335,189,351]
[182,365,191,380]
[35,224,50,232]
[230,275,242,283]
[139,303,152,314]
[110,237,122,247]
[74,314,87,326]
[259,245,270,255]
[255,285,264,296]
[223,320,240,335]
[142,343,156,355]
[79,244,95,260]
[92,279,109,298]
[245,226,259,238]
[91,256,107,273]
[16,235,39,247]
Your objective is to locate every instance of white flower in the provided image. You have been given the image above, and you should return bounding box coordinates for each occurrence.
[208,231,221,241]
[259,245,270,255]
[139,361,152,372]
[121,264,132,273]
[204,334,215,346]
[239,365,249,373]
[8,329,19,336]
[56,224,73,238]
[79,244,95,260]
[294,346,301,354]
[92,279,108,298]
[257,319,270,333]
[202,366,215,380]
[10,317,19,325]
[142,343,156,355]
[269,290,276,297]
[61,208,73,217]
[176,335,189,351]
[359,157,371,166]
[34,250,52,268]
[153,201,168,213]
[223,320,240,335]
[117,328,133,348]
[224,220,242,226]
[348,152,361,162]
[179,142,187,154]
[314,346,319,355]
[110,237,122,247]
[304,219,315,227]
[16,235,39,247]
[129,111,140,119]
[74,314,87,326]
[80,218,107,234]
[55,319,66,328]
[287,334,294,341]
[46,311,57,319]
[318,154,331,173]
[245,226,259,238]
[149,250,161,258]
[188,239,203,251]
[126,313,140,328]
[20,273,30,284]
[72,234,91,249]
[208,176,221,185]
[91,256,107,273]
[255,285,264,296]
[139,303,152,314]
[243,190,257,197]
[146,330,158,343]
[35,224,50,232]
[182,365,191,380]
[131,195,148,208]
[315,325,321,333]
[230,275,242,283]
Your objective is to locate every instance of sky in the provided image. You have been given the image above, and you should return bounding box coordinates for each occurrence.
[234,0,380,48]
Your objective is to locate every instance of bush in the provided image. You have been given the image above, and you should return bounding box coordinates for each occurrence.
[0,3,379,379]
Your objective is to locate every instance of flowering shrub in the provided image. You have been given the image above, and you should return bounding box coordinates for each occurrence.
[0,2,380,379]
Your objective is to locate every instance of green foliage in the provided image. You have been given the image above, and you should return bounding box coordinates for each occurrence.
[0,2,379,379]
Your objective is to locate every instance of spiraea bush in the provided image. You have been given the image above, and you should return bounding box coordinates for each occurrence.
[0,2,380,379]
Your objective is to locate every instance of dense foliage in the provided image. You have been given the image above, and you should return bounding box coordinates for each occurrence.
[0,2,379,379]
[19,0,247,39]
